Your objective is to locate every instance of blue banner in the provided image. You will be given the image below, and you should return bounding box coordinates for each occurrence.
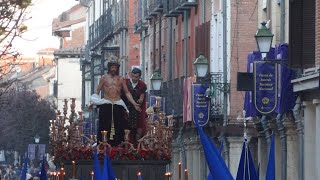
[38,144,46,160]
[254,61,278,114]
[192,84,209,126]
[28,144,35,160]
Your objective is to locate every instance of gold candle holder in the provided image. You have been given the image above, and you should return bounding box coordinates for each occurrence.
[159,112,166,124]
[155,96,162,108]
[167,115,173,127]
[124,129,130,142]
[78,111,83,121]
[101,130,108,142]
[148,113,154,122]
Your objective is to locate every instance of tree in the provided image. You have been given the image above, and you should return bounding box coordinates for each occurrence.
[0,0,32,100]
[0,88,55,154]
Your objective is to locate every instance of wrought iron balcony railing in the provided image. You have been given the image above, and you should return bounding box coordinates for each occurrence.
[143,0,151,20]
[163,0,198,17]
[158,74,225,122]
[114,0,129,34]
[114,20,128,34]
[88,10,114,50]
[160,77,185,117]
[134,19,148,33]
[148,0,163,16]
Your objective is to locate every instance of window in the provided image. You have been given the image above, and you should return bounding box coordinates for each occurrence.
[289,0,315,68]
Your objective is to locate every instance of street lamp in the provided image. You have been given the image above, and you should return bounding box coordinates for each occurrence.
[255,22,274,58]
[83,106,90,119]
[193,53,209,78]
[150,70,163,91]
[34,134,40,144]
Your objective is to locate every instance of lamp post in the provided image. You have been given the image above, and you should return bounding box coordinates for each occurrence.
[255,22,274,59]
[193,53,209,79]
[150,70,163,96]
[34,134,40,144]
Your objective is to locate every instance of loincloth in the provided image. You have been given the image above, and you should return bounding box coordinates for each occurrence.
[90,94,129,112]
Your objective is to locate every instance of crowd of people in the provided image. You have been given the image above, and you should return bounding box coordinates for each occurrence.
[0,162,48,180]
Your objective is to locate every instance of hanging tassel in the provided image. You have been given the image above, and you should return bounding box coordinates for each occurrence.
[110,104,115,140]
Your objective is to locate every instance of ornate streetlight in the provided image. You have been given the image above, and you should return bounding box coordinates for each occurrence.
[255,22,274,58]
[193,53,209,78]
[34,134,40,144]
[150,70,163,91]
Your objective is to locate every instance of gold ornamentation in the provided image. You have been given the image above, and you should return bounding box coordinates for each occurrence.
[262,97,270,104]
[198,113,204,119]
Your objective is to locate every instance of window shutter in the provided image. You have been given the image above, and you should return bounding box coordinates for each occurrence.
[289,0,315,68]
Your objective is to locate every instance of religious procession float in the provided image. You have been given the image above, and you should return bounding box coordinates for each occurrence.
[49,97,173,180]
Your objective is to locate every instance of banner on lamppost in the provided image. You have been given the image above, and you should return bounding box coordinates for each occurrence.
[28,144,36,160]
[192,84,210,126]
[254,60,278,114]
[38,144,46,160]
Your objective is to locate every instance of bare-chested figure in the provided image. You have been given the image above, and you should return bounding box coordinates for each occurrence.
[91,60,141,146]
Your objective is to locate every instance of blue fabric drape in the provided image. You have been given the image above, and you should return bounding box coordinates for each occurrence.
[236,142,258,180]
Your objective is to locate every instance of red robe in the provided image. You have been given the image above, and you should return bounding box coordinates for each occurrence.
[123,79,147,136]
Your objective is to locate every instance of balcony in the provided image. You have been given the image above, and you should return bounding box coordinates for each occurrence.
[163,0,197,17]
[178,0,198,8]
[114,0,129,34]
[134,19,148,33]
[88,10,114,51]
[114,20,128,34]
[142,0,164,20]
[163,0,182,17]
[161,77,184,117]
[143,0,152,20]
[149,0,163,15]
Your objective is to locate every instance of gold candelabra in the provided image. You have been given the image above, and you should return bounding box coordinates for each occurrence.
[50,98,88,159]
[50,96,174,162]
[137,96,174,152]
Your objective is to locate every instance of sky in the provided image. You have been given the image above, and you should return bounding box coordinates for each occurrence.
[13,0,78,57]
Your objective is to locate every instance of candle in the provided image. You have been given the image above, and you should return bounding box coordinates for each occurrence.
[72,160,75,178]
[90,171,94,180]
[168,172,172,180]
[50,172,54,180]
[178,162,181,179]
[60,167,64,180]
[165,172,172,180]
[185,169,188,180]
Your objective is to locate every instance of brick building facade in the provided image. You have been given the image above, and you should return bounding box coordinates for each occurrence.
[76,0,320,179]
[52,4,86,114]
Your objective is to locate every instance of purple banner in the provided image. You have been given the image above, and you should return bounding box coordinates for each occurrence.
[28,144,36,160]
[38,144,46,160]
[254,60,278,114]
[192,84,210,126]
